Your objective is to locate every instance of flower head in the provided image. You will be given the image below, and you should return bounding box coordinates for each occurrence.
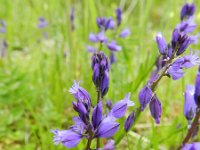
[69,81,91,111]
[107,40,122,51]
[124,111,136,132]
[110,93,134,118]
[138,86,153,111]
[51,129,82,148]
[149,94,162,124]
[156,32,167,55]
[95,116,119,138]
[116,8,122,26]
[176,17,196,33]
[120,28,131,38]
[38,17,48,28]
[184,85,196,121]
[180,3,196,21]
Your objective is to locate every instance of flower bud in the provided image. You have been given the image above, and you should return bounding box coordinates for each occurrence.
[149,94,162,124]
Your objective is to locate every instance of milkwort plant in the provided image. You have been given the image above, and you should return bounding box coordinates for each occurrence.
[51,51,135,149]
[180,65,200,149]
[118,2,200,145]
[87,8,131,64]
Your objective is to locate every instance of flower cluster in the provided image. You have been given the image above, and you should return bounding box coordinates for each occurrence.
[51,51,134,149]
[137,2,199,124]
[0,19,7,58]
[51,81,134,148]
[87,8,130,64]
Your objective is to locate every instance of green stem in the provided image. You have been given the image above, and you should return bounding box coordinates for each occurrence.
[126,133,131,150]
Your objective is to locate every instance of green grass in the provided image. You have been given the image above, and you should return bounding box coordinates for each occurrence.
[0,0,200,149]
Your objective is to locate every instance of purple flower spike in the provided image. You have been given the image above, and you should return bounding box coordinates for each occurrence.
[181,3,196,21]
[116,8,122,26]
[103,140,115,150]
[95,117,119,138]
[69,81,91,111]
[38,17,48,28]
[92,101,103,129]
[194,68,200,107]
[51,129,82,148]
[124,111,136,132]
[120,28,131,38]
[107,41,122,51]
[182,142,200,150]
[91,52,110,96]
[156,32,167,55]
[149,94,162,124]
[184,85,196,121]
[138,86,153,111]
[167,65,184,80]
[110,93,134,118]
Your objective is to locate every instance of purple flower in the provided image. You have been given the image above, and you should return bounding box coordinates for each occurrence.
[92,101,103,129]
[38,17,48,28]
[116,8,122,26]
[105,18,115,30]
[189,33,200,44]
[177,33,190,56]
[194,67,200,107]
[106,100,113,110]
[155,32,167,55]
[95,116,119,138]
[51,129,82,148]
[180,3,196,21]
[91,52,110,96]
[110,93,134,118]
[76,102,89,124]
[168,65,184,80]
[70,7,75,30]
[89,33,99,42]
[100,70,109,97]
[138,86,153,111]
[124,111,135,132]
[69,81,91,111]
[110,52,116,64]
[149,94,162,124]
[182,142,200,150]
[96,17,106,29]
[1,39,7,58]
[176,17,196,33]
[120,28,131,38]
[107,41,121,51]
[87,45,96,53]
[172,29,179,49]
[178,50,199,68]
[0,20,6,33]
[184,85,196,121]
[70,116,87,134]
[103,140,115,150]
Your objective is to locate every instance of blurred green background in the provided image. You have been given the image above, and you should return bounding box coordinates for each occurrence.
[0,0,200,149]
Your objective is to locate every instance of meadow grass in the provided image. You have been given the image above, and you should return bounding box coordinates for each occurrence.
[0,0,200,149]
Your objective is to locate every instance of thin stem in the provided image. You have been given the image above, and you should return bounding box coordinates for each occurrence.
[178,108,200,150]
[86,138,92,150]
[86,124,93,150]
[126,133,131,150]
